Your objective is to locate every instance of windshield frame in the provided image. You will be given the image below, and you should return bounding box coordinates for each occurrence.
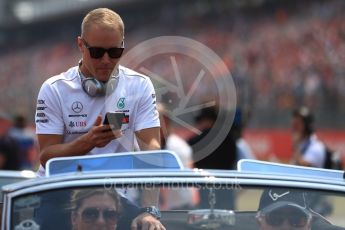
[3,170,345,229]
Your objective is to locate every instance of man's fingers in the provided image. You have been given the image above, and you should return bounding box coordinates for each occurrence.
[131,214,165,230]
[131,218,138,230]
[94,131,122,147]
[102,128,122,138]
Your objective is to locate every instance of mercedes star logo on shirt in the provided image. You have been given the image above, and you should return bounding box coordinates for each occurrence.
[72,101,83,113]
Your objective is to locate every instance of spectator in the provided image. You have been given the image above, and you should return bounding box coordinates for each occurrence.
[188,106,237,209]
[0,112,21,170]
[291,106,325,168]
[157,103,197,210]
[9,114,37,169]
[291,106,334,216]
[158,102,193,169]
[188,106,237,170]
[232,108,255,162]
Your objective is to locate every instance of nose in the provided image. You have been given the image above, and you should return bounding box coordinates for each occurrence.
[96,214,106,224]
[100,52,113,64]
[278,219,295,230]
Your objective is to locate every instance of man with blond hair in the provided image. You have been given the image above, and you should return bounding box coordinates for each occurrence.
[35,8,164,230]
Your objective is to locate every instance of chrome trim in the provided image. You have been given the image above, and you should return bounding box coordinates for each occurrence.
[0,170,35,179]
[3,169,345,193]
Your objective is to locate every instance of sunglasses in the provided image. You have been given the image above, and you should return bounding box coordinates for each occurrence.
[81,207,121,223]
[82,38,124,59]
[263,209,311,228]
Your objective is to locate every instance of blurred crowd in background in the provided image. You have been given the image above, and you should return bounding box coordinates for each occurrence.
[0,0,345,171]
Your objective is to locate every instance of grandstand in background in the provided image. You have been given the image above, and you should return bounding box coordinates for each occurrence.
[1,0,345,130]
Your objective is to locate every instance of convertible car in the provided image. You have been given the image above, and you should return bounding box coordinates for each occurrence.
[1,151,345,230]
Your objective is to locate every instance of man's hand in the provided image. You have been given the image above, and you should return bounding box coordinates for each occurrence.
[38,115,122,166]
[84,115,122,148]
[131,213,166,230]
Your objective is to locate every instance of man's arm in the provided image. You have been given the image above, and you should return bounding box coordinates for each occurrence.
[136,127,161,151]
[135,127,161,206]
[39,116,121,167]
[38,134,92,167]
[119,195,165,230]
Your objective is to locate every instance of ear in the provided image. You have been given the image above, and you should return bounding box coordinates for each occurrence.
[77,36,83,52]
[71,211,78,227]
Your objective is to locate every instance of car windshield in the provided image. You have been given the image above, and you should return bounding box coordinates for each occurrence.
[10,183,345,230]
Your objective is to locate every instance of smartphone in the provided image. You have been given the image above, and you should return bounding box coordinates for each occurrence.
[103,112,125,130]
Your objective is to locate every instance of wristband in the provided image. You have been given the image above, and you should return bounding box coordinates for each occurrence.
[140,206,161,219]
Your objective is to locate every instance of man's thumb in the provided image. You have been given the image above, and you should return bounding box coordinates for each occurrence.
[94,115,103,126]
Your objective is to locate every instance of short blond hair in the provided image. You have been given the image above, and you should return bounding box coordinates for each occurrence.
[70,188,122,212]
[81,8,124,37]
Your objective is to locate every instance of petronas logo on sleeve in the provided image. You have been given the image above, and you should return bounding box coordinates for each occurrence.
[117,97,125,109]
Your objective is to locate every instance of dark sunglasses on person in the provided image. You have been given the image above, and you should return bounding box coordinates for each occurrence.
[82,38,124,59]
[81,207,121,223]
[264,209,311,228]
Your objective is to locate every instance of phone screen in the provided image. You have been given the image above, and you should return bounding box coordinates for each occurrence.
[103,112,125,129]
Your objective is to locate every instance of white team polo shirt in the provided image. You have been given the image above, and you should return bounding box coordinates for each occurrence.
[35,65,160,176]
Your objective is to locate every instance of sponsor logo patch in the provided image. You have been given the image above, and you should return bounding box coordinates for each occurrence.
[36,113,46,117]
[72,101,83,113]
[36,119,48,123]
[117,98,125,109]
[36,106,47,111]
[69,121,87,128]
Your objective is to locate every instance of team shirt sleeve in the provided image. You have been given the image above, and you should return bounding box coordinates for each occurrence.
[133,78,160,132]
[35,81,65,135]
